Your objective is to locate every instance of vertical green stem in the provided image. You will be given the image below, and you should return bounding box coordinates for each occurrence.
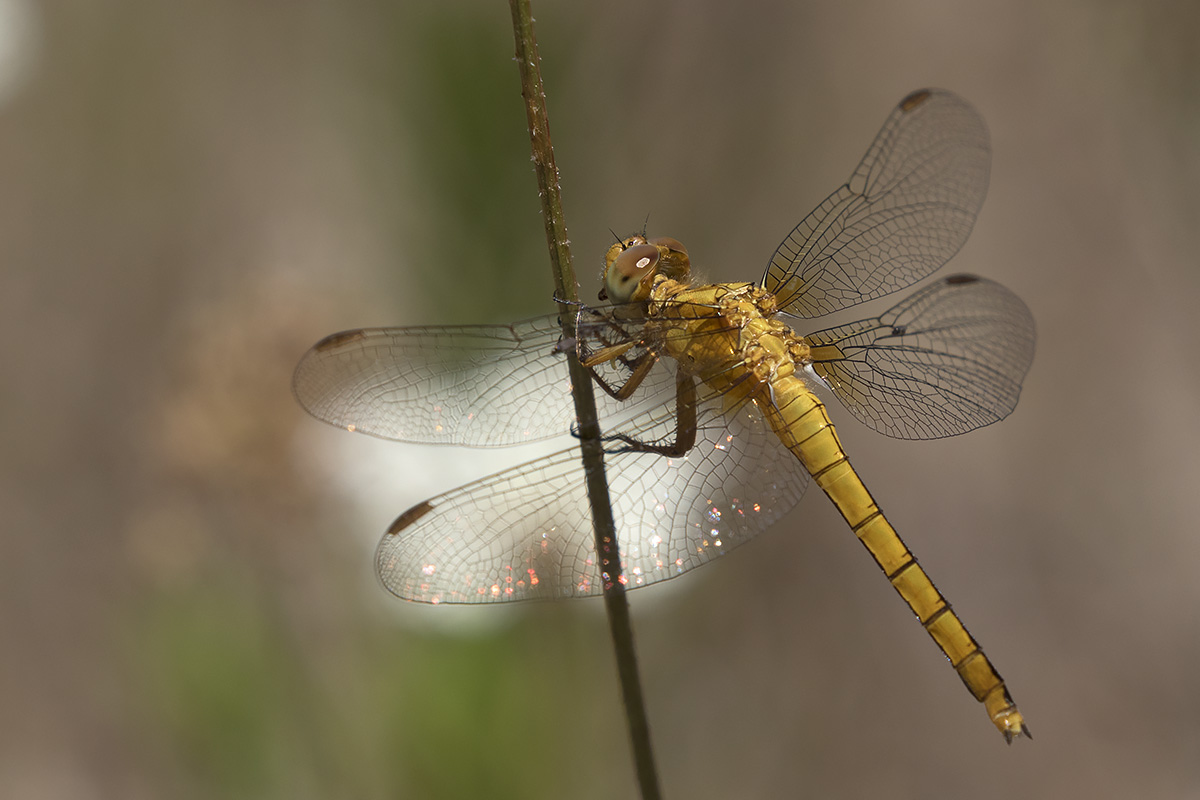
[507,2,662,798]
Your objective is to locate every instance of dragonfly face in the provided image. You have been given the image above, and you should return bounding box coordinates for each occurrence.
[293,88,1035,741]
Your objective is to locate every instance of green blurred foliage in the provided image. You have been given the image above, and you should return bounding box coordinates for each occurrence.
[349,7,553,322]
[127,573,611,799]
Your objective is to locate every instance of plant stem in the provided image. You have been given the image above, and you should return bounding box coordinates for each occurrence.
[507,3,662,798]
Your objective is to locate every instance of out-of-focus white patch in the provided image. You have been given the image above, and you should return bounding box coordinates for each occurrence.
[292,422,571,635]
[0,0,37,107]
[313,429,566,532]
[289,378,732,631]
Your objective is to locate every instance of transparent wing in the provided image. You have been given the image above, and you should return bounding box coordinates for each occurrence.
[762,89,990,317]
[292,314,680,446]
[804,275,1035,440]
[376,382,810,603]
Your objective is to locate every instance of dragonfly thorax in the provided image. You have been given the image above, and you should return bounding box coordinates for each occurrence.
[646,279,810,387]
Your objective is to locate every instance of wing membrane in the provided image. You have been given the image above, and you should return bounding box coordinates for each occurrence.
[376,382,809,603]
[292,313,681,446]
[805,275,1035,440]
[292,299,744,447]
[763,89,990,317]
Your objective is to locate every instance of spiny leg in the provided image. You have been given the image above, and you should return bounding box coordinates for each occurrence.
[585,346,660,401]
[602,369,698,457]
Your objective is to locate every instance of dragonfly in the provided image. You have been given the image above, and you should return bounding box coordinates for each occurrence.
[293,89,1034,742]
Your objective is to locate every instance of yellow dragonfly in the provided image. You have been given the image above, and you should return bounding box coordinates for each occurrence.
[293,89,1034,742]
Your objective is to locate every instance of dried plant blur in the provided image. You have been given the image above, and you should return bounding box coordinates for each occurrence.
[3,1,1200,798]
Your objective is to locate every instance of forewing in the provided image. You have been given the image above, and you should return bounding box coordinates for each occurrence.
[292,314,638,446]
[376,383,809,603]
[804,275,1035,440]
[763,89,990,317]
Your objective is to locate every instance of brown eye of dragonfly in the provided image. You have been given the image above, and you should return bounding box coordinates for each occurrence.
[614,244,658,276]
[648,236,686,254]
[605,243,660,303]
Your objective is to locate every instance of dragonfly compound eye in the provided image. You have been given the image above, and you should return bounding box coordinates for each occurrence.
[648,236,691,280]
[648,236,687,255]
[606,243,661,303]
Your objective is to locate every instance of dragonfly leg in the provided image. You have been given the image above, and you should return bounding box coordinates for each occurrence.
[602,370,698,457]
[581,341,636,368]
[588,349,660,401]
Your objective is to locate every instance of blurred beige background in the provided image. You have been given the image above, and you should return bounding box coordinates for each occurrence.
[3,1,1199,798]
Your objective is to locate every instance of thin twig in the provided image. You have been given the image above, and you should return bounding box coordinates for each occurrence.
[507,2,662,798]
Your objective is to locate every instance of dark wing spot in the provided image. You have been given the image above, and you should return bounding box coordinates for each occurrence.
[945,274,980,285]
[387,501,435,535]
[314,329,368,352]
[900,89,933,113]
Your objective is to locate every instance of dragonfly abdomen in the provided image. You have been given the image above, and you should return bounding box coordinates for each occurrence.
[765,374,1030,742]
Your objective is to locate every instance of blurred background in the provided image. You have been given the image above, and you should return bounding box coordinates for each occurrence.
[3,0,1199,797]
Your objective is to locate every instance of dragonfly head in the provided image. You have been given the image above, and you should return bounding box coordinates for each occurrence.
[601,235,691,303]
